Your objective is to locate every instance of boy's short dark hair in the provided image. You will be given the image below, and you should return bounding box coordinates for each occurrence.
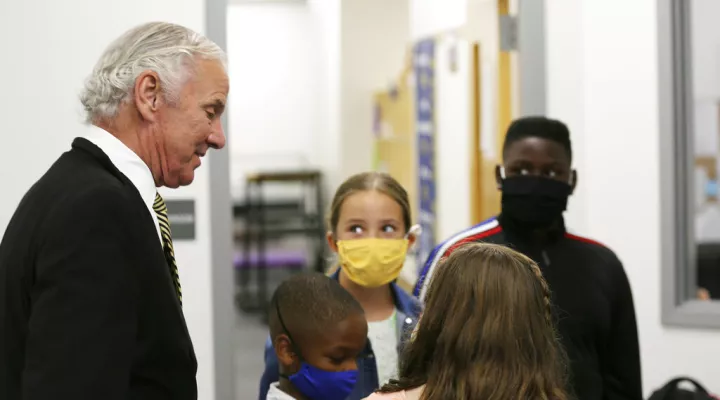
[268,272,364,343]
[502,116,573,162]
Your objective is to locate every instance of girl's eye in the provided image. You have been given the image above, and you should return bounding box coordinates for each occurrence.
[349,225,363,234]
[545,170,558,178]
[382,225,397,233]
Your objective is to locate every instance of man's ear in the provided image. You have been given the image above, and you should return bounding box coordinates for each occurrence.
[134,70,162,122]
[326,231,338,253]
[495,165,503,190]
[570,170,578,194]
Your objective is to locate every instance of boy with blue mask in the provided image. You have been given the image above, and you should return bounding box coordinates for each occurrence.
[267,272,368,400]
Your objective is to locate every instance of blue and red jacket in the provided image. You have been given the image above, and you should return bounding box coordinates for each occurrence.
[414,215,643,400]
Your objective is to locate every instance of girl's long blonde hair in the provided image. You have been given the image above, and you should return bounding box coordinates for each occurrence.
[379,243,570,400]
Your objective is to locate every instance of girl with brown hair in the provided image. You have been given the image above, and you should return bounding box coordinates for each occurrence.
[259,172,422,400]
[365,243,570,400]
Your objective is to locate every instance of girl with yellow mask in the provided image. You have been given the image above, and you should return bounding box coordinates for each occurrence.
[258,172,422,400]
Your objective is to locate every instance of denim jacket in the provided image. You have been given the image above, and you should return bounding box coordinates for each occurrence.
[257,271,422,400]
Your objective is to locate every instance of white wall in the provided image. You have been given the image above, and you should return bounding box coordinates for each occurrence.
[548,0,720,394]
[228,0,409,197]
[338,0,410,183]
[0,2,222,399]
[545,0,587,233]
[227,0,412,279]
[227,3,322,199]
[410,0,467,40]
[434,37,473,240]
[312,0,342,193]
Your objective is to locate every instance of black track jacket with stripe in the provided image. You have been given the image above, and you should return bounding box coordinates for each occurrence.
[414,214,642,400]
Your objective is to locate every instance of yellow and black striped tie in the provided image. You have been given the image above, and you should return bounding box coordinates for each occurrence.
[153,192,182,306]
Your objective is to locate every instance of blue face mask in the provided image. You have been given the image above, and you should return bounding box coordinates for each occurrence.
[275,300,359,400]
[286,363,358,400]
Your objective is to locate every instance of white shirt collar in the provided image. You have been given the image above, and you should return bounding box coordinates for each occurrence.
[266,383,296,400]
[83,125,157,213]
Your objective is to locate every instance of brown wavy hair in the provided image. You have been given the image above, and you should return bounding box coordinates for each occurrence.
[378,243,570,400]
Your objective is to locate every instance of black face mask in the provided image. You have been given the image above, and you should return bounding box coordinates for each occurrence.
[500,175,572,229]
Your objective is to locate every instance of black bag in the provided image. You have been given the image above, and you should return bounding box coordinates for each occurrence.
[648,377,716,400]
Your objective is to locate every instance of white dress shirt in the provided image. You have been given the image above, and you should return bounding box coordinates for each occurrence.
[84,125,162,244]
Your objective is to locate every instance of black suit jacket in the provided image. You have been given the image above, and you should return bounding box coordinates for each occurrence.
[0,138,198,400]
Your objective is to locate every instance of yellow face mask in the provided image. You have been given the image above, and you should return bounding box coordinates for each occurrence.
[337,238,409,288]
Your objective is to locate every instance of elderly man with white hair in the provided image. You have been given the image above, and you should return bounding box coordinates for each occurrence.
[0,22,228,399]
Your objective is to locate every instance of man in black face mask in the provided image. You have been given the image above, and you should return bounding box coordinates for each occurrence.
[414,116,642,400]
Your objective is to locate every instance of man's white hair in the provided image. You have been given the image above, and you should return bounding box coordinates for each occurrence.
[80,21,227,123]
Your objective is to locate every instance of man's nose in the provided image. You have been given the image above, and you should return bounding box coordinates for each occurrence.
[208,120,226,150]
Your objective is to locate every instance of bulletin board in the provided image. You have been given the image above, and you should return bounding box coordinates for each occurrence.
[413,38,437,270]
[372,60,418,222]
